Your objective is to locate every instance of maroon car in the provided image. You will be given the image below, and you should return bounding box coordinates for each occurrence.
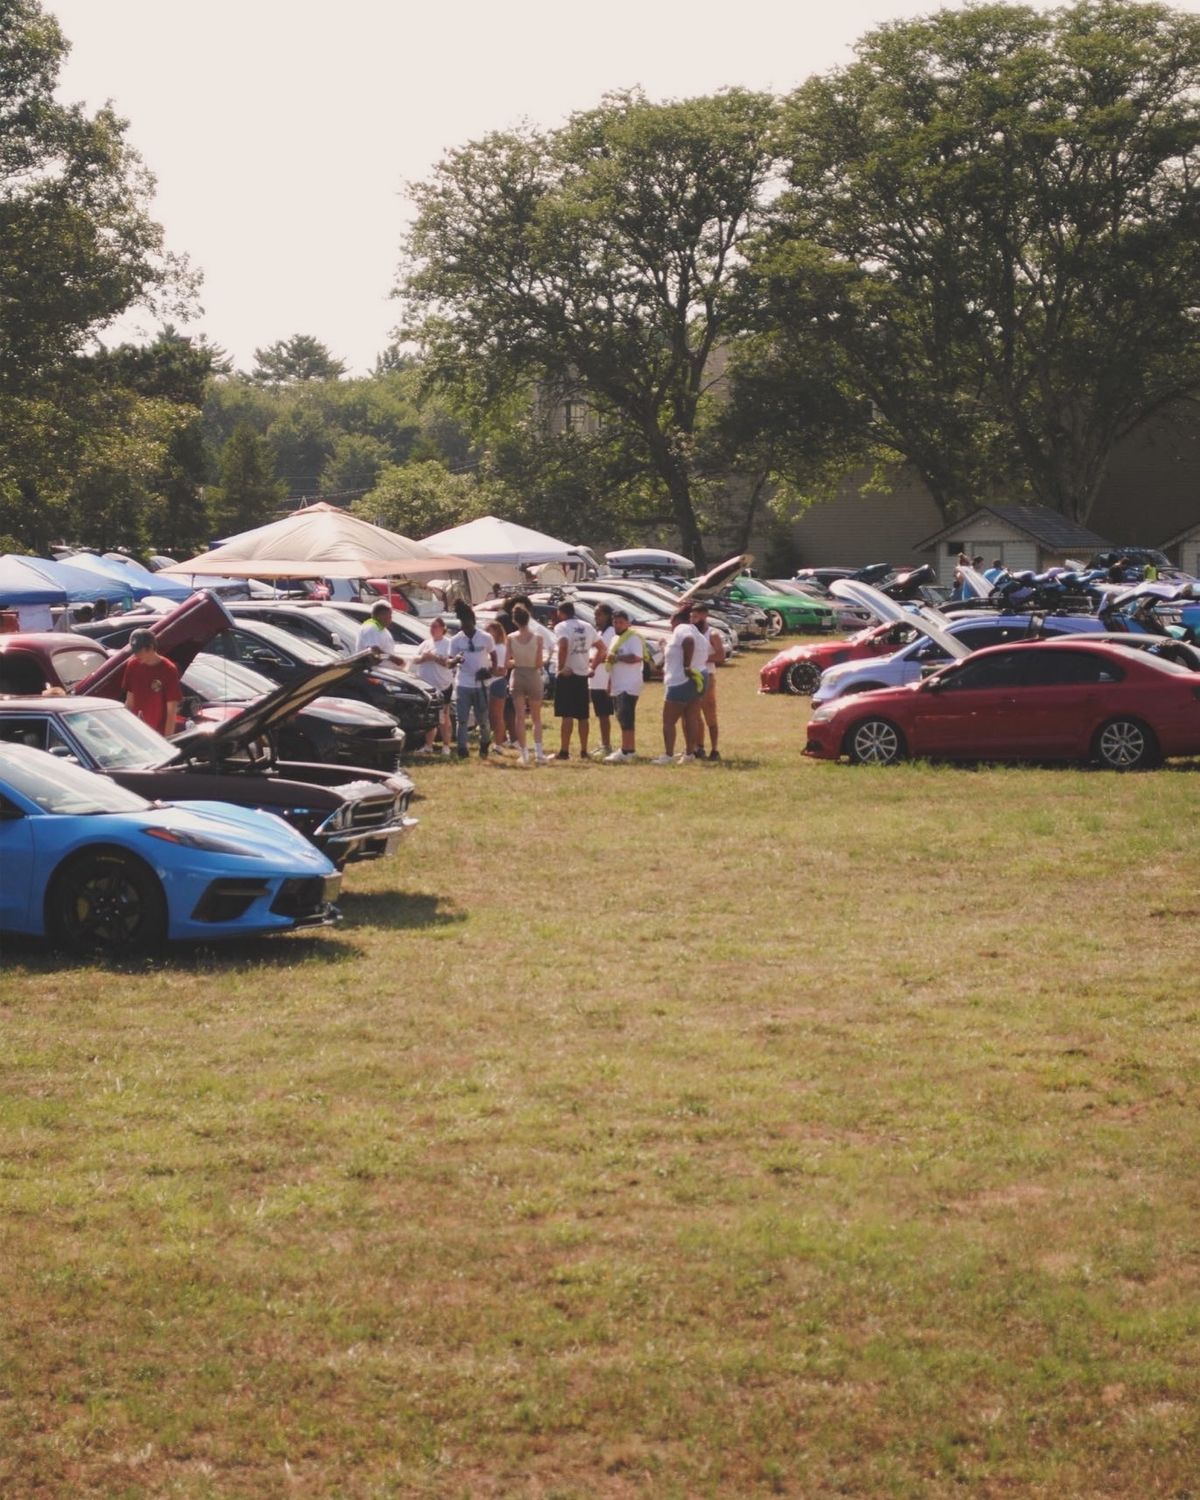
[804,638,1200,770]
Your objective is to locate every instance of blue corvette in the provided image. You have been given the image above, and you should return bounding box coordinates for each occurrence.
[0,745,341,949]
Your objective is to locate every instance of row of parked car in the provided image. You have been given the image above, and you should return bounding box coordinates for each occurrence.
[0,592,426,951]
[758,577,1200,770]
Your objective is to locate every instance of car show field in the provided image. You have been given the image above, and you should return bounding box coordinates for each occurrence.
[2,652,1198,1498]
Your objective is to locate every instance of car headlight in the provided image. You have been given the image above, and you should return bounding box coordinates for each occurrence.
[143,826,254,855]
[809,706,835,724]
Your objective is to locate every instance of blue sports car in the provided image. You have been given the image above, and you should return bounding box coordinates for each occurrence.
[0,744,341,949]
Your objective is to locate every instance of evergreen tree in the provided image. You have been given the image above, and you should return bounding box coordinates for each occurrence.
[207,425,286,537]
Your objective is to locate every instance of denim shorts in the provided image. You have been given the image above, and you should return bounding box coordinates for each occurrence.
[488,678,508,701]
[664,679,700,704]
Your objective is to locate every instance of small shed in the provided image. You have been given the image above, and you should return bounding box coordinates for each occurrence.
[917,505,1111,585]
[1159,520,1200,577]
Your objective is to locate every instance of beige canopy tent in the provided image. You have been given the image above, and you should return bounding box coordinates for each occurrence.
[164,502,490,599]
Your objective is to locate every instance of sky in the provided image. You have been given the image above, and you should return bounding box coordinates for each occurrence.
[46,0,1082,375]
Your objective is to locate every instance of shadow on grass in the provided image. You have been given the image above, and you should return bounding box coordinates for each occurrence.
[338,888,466,932]
[0,930,359,977]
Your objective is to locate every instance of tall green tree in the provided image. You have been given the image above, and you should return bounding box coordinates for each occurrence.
[0,0,195,547]
[207,424,286,538]
[399,88,781,565]
[762,0,1200,523]
[251,335,347,385]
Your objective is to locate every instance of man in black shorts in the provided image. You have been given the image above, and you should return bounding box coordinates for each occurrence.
[552,600,598,759]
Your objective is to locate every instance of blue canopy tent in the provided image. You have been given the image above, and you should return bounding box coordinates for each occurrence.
[0,555,68,608]
[62,552,191,603]
[16,555,137,610]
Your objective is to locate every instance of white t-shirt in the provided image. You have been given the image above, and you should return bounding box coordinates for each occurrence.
[355,620,397,657]
[554,616,598,676]
[414,634,453,691]
[664,622,701,688]
[491,639,509,676]
[691,625,711,674]
[450,628,494,690]
[607,629,646,697]
[590,625,616,692]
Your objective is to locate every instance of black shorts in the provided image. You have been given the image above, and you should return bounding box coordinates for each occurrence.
[553,673,590,719]
[590,687,614,718]
[613,691,639,731]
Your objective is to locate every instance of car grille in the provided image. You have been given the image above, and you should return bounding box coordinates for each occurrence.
[348,793,401,830]
[270,875,339,918]
[333,727,406,771]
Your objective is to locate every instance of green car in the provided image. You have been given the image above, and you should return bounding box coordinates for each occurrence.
[725,576,836,636]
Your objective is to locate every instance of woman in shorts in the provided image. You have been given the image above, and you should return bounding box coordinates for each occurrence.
[507,604,546,765]
[412,614,455,755]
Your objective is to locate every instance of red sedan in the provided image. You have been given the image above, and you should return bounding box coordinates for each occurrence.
[759,620,919,695]
[804,639,1200,769]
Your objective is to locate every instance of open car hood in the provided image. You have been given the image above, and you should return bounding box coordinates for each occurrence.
[677,554,753,605]
[171,652,377,758]
[830,579,970,659]
[73,590,236,699]
[959,566,994,600]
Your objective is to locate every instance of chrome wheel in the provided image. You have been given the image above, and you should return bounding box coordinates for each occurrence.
[1095,718,1155,771]
[764,608,785,638]
[847,718,905,766]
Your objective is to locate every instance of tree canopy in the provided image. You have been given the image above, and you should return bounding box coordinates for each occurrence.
[251,335,348,385]
[399,88,781,565]
[758,0,1200,523]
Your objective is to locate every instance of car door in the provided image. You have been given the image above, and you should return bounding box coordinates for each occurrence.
[1014,650,1126,756]
[0,791,34,931]
[916,650,1030,757]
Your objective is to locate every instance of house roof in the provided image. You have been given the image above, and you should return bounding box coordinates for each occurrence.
[1158,519,1200,547]
[917,504,1111,553]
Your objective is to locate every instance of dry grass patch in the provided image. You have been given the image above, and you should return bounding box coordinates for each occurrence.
[2,651,1199,1497]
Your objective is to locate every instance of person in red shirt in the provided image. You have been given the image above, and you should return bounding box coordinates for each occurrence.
[122,629,182,737]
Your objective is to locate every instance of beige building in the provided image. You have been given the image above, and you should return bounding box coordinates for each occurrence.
[916,505,1112,585]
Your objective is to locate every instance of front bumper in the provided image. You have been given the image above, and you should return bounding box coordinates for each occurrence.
[321,819,411,864]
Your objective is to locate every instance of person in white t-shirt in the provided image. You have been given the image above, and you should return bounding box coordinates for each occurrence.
[449,602,497,759]
[690,599,726,761]
[355,600,401,659]
[552,600,598,760]
[653,605,703,764]
[588,601,617,758]
[603,605,646,762]
[412,614,454,755]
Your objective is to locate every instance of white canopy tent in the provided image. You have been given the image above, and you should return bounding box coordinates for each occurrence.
[164,502,490,599]
[421,515,592,571]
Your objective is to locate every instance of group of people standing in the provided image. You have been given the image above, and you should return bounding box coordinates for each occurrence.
[356,593,724,765]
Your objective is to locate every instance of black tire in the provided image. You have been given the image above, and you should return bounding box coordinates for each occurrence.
[764,608,785,638]
[47,849,167,952]
[1092,717,1159,771]
[785,659,822,697]
[845,717,907,766]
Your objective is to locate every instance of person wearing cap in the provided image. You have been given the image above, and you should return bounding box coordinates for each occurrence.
[690,599,726,760]
[355,599,401,659]
[604,605,646,762]
[122,629,181,737]
[449,600,497,759]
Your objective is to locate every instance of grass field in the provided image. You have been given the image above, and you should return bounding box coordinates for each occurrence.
[2,647,1199,1498]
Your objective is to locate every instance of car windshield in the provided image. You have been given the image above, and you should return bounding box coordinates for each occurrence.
[1119,646,1192,675]
[0,745,151,815]
[297,609,359,652]
[61,706,176,769]
[184,655,274,700]
[50,645,109,687]
[243,620,338,664]
[585,593,658,623]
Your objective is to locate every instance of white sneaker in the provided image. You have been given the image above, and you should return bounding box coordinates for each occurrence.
[676,752,696,764]
[518,748,529,765]
[412,746,434,757]
[651,754,676,765]
[605,749,634,763]
[534,746,548,763]
[441,746,452,758]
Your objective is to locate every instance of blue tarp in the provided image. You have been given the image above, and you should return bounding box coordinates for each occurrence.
[62,552,192,602]
[0,554,67,607]
[14,555,136,609]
